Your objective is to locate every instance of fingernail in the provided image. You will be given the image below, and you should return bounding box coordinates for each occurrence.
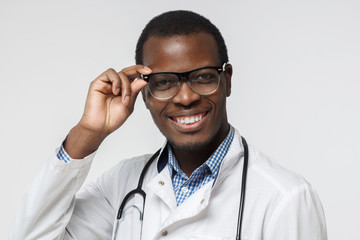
[144,66,151,71]
[123,96,129,104]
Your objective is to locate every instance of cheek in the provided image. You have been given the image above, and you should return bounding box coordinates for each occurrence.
[211,87,228,118]
[214,82,228,103]
[143,88,161,112]
[145,99,167,122]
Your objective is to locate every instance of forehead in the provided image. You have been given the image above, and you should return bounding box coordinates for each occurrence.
[142,32,220,72]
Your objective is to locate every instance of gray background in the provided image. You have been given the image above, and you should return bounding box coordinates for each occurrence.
[1,0,359,239]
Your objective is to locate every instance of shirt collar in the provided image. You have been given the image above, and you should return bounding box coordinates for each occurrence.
[167,145,188,179]
[205,126,235,174]
[157,125,235,177]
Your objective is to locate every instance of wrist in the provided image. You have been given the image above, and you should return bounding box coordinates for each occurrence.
[64,124,107,159]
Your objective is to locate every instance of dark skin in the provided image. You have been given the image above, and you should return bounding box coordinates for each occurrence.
[64,32,232,177]
[142,33,232,176]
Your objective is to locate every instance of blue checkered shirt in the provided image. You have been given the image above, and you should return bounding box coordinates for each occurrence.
[57,144,72,163]
[168,126,235,206]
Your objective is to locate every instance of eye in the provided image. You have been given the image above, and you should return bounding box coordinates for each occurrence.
[192,72,218,84]
[149,74,178,91]
[155,79,169,87]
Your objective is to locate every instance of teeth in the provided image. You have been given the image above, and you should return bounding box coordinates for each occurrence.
[175,114,204,125]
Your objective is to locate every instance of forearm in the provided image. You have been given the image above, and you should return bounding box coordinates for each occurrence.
[9,149,94,240]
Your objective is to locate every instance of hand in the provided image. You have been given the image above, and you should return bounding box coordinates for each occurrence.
[64,65,152,159]
[81,65,151,134]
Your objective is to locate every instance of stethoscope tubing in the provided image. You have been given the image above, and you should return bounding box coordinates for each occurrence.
[116,149,160,220]
[236,136,249,239]
[115,137,249,239]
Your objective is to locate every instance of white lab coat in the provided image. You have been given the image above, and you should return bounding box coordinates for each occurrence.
[10,130,327,239]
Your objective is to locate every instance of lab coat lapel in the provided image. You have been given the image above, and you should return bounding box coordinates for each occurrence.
[145,167,214,231]
[147,168,177,211]
[214,130,244,187]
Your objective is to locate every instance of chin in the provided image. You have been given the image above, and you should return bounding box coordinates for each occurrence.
[168,138,210,152]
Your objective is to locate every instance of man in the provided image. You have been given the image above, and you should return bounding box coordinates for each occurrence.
[10,10,327,239]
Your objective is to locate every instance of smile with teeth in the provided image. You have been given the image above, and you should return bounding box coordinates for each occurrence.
[172,112,206,125]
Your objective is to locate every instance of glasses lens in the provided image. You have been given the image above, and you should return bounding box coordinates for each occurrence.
[188,68,220,95]
[148,74,179,99]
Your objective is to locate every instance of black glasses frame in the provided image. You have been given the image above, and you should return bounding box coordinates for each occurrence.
[141,64,226,82]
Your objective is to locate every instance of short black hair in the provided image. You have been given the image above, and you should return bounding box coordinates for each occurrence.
[135,10,229,65]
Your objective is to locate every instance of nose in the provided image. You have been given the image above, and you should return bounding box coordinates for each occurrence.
[171,81,201,106]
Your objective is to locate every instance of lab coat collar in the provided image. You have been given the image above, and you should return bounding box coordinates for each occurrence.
[212,129,245,187]
[156,128,245,179]
[156,143,168,173]
[156,126,239,174]
[150,128,245,206]
[146,129,245,231]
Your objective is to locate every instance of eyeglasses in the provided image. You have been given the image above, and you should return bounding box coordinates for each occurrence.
[141,63,227,100]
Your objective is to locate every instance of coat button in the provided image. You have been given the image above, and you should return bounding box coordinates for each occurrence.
[158,181,164,186]
[161,230,168,236]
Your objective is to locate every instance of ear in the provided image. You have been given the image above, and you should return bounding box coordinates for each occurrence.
[224,63,232,97]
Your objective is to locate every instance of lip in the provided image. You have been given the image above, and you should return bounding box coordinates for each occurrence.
[168,111,209,132]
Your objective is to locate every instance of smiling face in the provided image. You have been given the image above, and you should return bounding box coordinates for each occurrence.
[142,32,232,152]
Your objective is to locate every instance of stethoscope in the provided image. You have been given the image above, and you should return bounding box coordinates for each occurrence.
[113,137,249,240]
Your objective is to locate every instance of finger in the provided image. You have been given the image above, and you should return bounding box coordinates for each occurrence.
[118,71,131,104]
[130,79,148,95]
[97,68,122,95]
[128,79,148,106]
[121,65,152,78]
[117,65,151,105]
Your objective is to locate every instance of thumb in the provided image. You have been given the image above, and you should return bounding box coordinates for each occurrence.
[130,79,148,95]
[127,79,148,106]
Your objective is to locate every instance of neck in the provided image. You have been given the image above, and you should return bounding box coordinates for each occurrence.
[171,123,230,177]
